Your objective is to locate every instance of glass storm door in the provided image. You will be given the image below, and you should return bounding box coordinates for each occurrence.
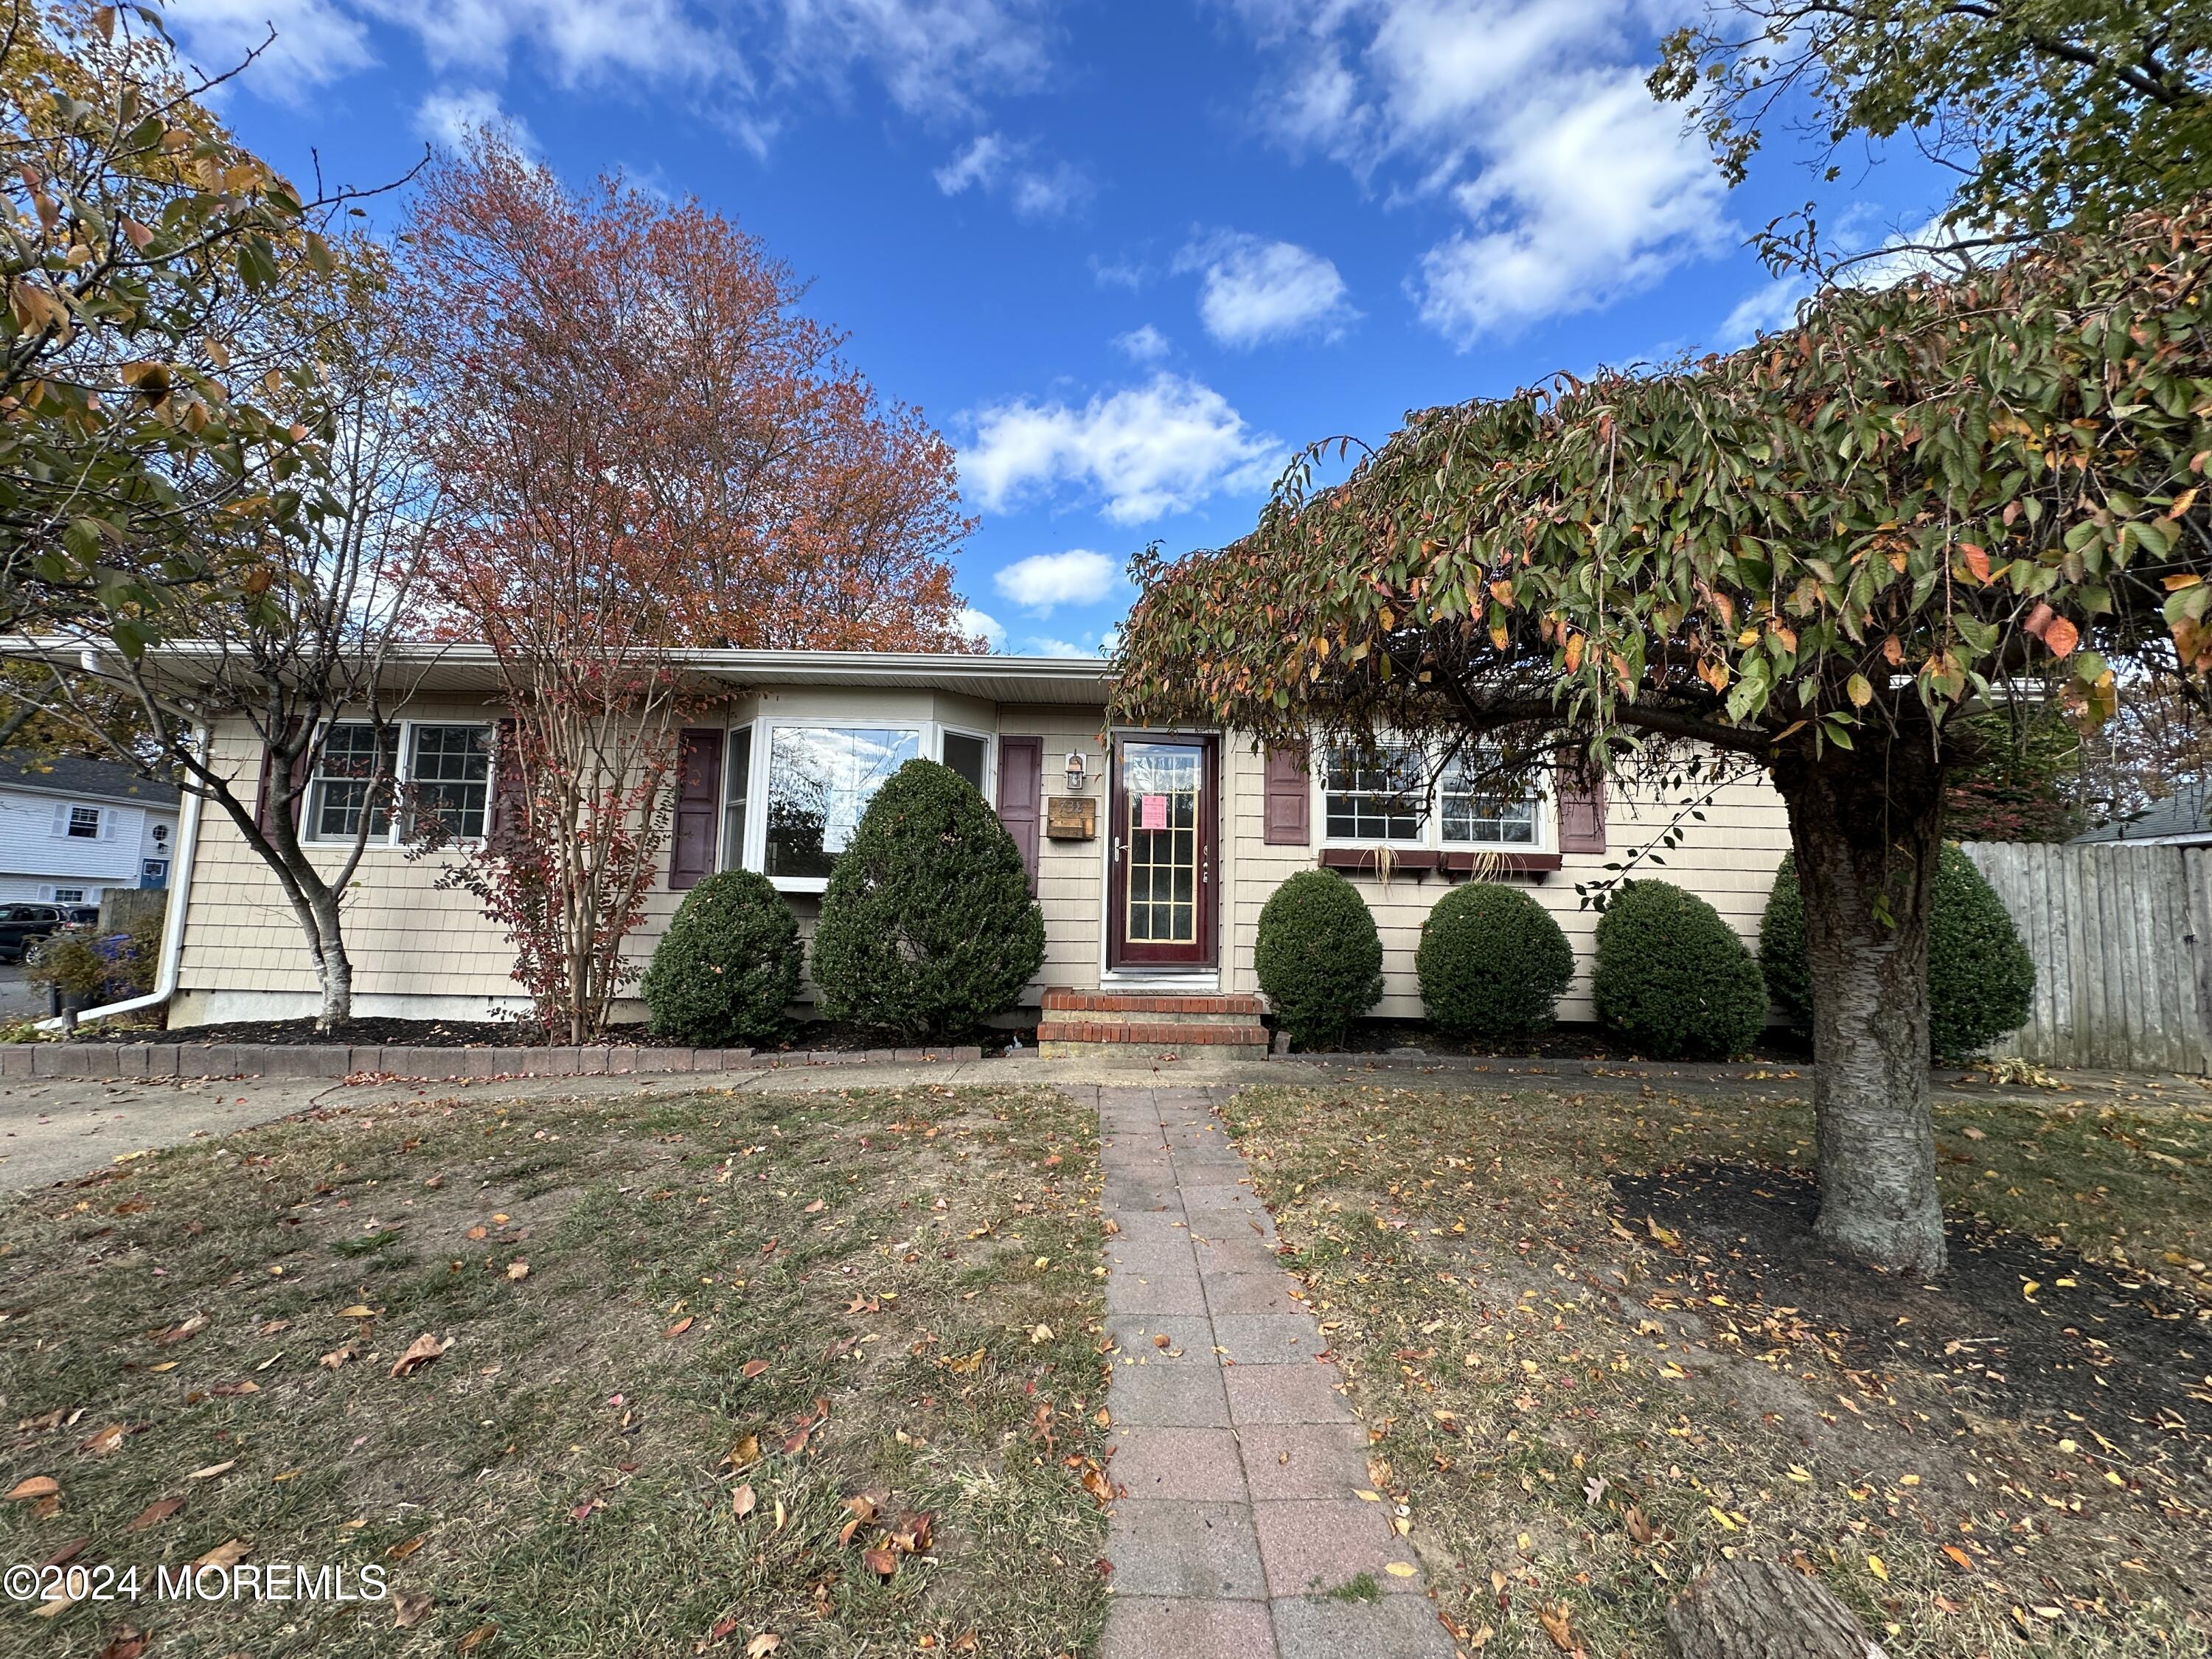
[1108,737,1217,969]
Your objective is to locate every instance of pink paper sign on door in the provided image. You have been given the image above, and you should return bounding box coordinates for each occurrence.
[1139,794,1169,830]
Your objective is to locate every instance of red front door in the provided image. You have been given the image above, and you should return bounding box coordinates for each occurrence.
[1107,736,1217,969]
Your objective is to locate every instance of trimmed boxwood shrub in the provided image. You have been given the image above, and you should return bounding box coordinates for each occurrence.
[641,869,801,1046]
[1254,871,1382,1050]
[1759,846,2034,1059]
[810,759,1046,1041]
[1592,880,1768,1059]
[1416,881,1574,1041]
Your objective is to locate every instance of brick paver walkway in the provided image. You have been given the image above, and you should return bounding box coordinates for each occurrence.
[1091,1085,1455,1659]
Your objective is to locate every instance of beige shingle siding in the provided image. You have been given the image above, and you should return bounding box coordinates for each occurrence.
[1222,739,1789,1020]
[1001,706,1108,998]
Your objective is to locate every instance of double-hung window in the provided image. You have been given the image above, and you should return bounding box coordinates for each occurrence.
[761,725,922,880]
[306,722,492,844]
[1320,739,1548,852]
[64,805,101,839]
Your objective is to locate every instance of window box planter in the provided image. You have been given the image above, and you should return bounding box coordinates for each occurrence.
[1317,847,1561,880]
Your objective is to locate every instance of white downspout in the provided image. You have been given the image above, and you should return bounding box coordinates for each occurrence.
[38,726,206,1032]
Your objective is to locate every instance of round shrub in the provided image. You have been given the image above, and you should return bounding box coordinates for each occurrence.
[1759,846,2033,1058]
[1416,881,1574,1041]
[810,759,1046,1041]
[641,869,801,1046]
[1592,880,1768,1059]
[1253,871,1382,1051]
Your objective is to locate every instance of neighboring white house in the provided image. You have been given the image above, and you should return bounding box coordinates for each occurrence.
[0,754,180,907]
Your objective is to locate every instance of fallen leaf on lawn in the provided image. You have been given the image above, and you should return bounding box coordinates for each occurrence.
[80,1423,126,1456]
[1385,1562,1416,1578]
[386,1535,425,1561]
[4,1475,58,1501]
[1867,1554,1889,1582]
[741,1360,769,1380]
[863,1548,899,1577]
[392,1589,434,1628]
[124,1497,182,1531]
[192,1538,251,1571]
[1152,1334,1169,1349]
[1537,1604,1578,1653]
[1029,1323,1051,1343]
[726,1434,760,1471]
[1077,1459,1113,1506]
[803,1199,824,1213]
[1961,1126,1986,1141]
[746,1635,782,1658]
[465,1226,488,1241]
[731,1484,757,1517]
[33,1585,81,1618]
[944,1348,984,1375]
[320,1343,358,1370]
[187,1460,236,1481]
[1941,1545,1974,1571]
[389,1334,451,1378]
[94,1626,147,1659]
[666,1316,695,1339]
[337,1304,375,1319]
[506,1262,529,1281]
[456,1622,498,1654]
[149,1313,207,1346]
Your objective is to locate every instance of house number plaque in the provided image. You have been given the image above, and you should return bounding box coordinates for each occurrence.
[1046,797,1097,840]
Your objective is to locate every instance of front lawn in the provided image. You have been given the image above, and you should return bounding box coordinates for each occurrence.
[0,1084,1108,1657]
[1225,1082,2212,1658]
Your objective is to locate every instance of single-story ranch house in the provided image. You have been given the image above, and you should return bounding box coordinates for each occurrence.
[139,647,1790,1037]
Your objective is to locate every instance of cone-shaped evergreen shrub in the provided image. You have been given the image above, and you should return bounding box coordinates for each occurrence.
[1416,881,1573,1040]
[1253,871,1382,1050]
[810,759,1046,1040]
[641,869,801,1046]
[1592,880,1768,1059]
[1759,846,2033,1059]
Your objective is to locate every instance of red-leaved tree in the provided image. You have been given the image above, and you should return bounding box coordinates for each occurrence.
[400,134,979,1038]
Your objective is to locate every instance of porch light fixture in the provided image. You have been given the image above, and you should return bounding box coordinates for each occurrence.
[1063,752,1088,793]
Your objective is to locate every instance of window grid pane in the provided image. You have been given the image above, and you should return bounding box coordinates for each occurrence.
[1439,754,1539,846]
[764,726,922,880]
[310,723,397,841]
[407,725,492,840]
[721,727,752,872]
[1123,747,1200,943]
[1322,744,1425,844]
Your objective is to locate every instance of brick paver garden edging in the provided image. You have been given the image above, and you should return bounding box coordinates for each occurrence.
[0,1041,985,1082]
[1091,1083,1455,1659]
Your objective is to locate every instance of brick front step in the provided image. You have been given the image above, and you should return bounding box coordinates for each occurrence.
[1042,988,1267,1019]
[1036,1020,1270,1048]
[0,1043,985,1082]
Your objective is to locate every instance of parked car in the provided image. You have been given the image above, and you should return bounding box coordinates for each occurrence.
[0,903,98,964]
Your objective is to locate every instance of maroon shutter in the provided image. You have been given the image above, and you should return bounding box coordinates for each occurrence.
[1559,771,1607,854]
[254,728,308,835]
[1262,741,1310,846]
[669,728,722,890]
[996,736,1042,894]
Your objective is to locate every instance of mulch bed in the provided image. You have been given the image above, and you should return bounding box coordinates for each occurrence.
[67,1015,1037,1053]
[1328,1016,1814,1064]
[1613,1161,2212,1461]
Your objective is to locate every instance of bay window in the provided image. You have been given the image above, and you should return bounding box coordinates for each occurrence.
[761,725,922,880]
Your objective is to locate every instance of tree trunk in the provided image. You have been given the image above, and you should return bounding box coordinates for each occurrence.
[1771,739,1948,1276]
[1665,1557,1884,1658]
[314,902,355,1032]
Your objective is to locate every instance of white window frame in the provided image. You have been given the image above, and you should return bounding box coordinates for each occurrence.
[302,719,495,847]
[50,886,88,905]
[58,804,103,840]
[735,718,996,894]
[1315,737,1553,855]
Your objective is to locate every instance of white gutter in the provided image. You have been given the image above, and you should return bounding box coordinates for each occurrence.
[37,727,205,1032]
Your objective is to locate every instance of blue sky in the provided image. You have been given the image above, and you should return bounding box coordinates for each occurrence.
[170,0,1946,660]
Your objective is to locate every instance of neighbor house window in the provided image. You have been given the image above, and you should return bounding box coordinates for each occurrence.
[1322,743,1427,843]
[66,806,100,839]
[720,727,752,872]
[762,725,921,880]
[52,887,86,904]
[1321,740,1548,852]
[942,730,991,795]
[307,724,397,841]
[1439,753,1539,846]
[406,724,492,840]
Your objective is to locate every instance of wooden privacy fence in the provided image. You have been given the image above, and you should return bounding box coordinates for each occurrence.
[1960,841,2212,1074]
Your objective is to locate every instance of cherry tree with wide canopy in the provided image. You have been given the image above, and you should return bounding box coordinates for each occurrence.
[1113,200,2212,1275]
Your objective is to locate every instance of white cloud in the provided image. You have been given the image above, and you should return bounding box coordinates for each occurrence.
[414,86,538,151]
[933,132,1091,220]
[959,606,1009,649]
[1717,212,1975,348]
[1091,255,1151,291]
[1178,231,1357,348]
[960,373,1284,526]
[165,0,375,93]
[1228,0,1733,345]
[172,0,1048,141]
[1113,324,1171,362]
[994,549,1119,613]
[1021,636,1099,658]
